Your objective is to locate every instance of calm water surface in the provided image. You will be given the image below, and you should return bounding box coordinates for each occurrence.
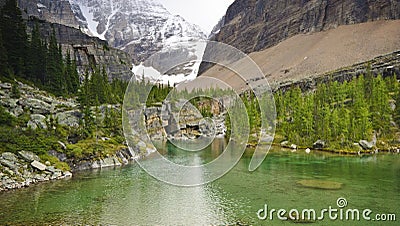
[0,139,399,225]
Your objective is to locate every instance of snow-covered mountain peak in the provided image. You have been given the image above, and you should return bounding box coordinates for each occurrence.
[69,0,207,63]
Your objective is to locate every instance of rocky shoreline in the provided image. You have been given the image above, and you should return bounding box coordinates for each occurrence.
[0,148,141,192]
[0,151,71,192]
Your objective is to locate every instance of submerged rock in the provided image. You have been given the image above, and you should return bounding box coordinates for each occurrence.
[297,179,343,190]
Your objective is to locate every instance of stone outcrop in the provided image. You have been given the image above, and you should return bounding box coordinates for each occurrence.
[141,99,227,140]
[212,0,400,54]
[66,148,136,172]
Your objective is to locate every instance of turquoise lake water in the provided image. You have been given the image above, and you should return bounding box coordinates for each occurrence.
[0,139,399,225]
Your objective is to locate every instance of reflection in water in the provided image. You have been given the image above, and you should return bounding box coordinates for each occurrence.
[0,140,399,225]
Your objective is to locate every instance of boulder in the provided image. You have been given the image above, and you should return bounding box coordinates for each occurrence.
[281,141,289,147]
[0,159,18,170]
[27,114,47,130]
[290,144,297,149]
[297,180,343,190]
[359,140,374,150]
[1,152,18,162]
[313,140,325,149]
[63,171,72,177]
[56,110,81,127]
[18,151,40,162]
[100,157,115,168]
[0,83,12,89]
[51,171,62,179]
[31,160,46,171]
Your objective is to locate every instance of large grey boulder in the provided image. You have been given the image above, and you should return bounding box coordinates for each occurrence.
[1,152,18,162]
[0,83,12,89]
[56,110,81,127]
[313,140,325,149]
[63,171,72,177]
[0,159,18,170]
[27,114,47,130]
[100,157,115,168]
[18,151,40,162]
[359,140,374,150]
[31,161,46,171]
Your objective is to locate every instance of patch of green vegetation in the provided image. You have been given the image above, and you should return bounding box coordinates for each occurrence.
[273,68,399,151]
[39,154,70,171]
[66,138,126,160]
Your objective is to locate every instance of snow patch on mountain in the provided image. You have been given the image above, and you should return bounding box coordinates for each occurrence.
[132,41,206,85]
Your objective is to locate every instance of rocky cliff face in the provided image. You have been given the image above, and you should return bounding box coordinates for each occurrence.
[18,0,80,29]
[15,0,134,81]
[26,19,133,81]
[212,0,400,53]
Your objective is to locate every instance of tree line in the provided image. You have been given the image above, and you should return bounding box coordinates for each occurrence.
[274,69,398,149]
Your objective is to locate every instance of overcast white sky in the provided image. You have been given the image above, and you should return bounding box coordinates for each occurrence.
[158,0,235,34]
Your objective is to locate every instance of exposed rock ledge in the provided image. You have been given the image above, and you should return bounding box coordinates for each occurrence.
[66,148,138,172]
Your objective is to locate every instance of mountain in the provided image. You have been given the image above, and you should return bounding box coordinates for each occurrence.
[69,0,207,65]
[212,0,400,54]
[199,0,400,91]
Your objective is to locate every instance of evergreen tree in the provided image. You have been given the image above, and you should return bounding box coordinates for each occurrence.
[28,22,47,83]
[370,74,391,134]
[46,28,65,95]
[394,86,400,127]
[10,82,20,99]
[0,0,28,77]
[0,27,10,77]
